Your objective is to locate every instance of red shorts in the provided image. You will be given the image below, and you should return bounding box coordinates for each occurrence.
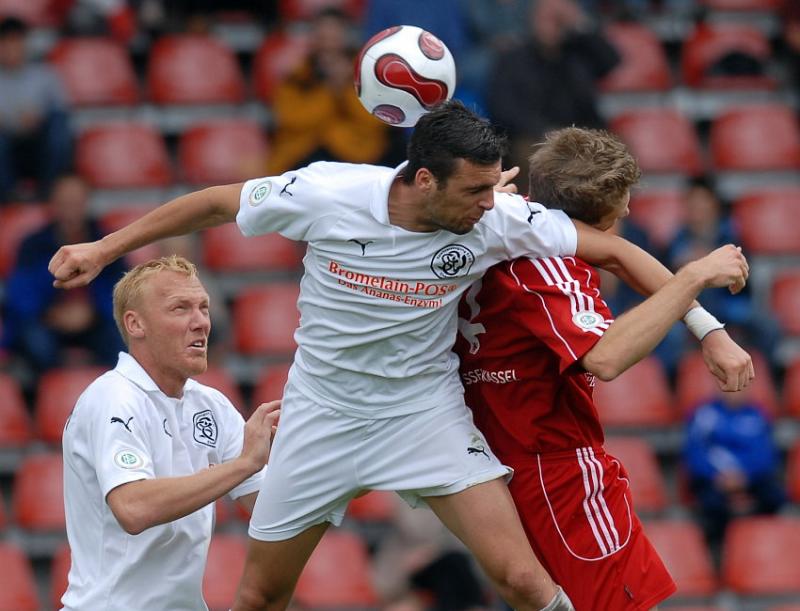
[505,447,676,611]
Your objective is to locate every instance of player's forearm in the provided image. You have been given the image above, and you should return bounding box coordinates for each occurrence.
[581,265,706,380]
[108,457,259,535]
[99,185,241,264]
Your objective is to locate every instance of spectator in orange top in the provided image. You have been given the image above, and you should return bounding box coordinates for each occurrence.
[266,8,391,175]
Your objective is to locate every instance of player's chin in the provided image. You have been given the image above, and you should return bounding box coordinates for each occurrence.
[447,222,475,235]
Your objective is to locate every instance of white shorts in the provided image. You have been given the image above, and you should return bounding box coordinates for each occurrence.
[248,381,511,541]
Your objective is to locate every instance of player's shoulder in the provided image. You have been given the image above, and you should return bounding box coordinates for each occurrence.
[510,254,597,286]
[70,371,147,424]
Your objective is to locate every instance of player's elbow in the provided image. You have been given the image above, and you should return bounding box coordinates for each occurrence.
[581,350,623,382]
[107,491,156,535]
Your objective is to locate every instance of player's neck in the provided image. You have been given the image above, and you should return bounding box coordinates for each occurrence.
[387,176,437,233]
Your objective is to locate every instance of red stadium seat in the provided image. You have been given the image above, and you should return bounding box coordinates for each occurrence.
[610,110,704,175]
[294,529,379,608]
[676,350,778,417]
[593,357,676,427]
[233,285,300,356]
[252,363,292,408]
[771,272,800,335]
[278,0,365,21]
[193,365,246,416]
[147,35,245,105]
[681,24,775,89]
[604,437,668,513]
[49,37,138,106]
[600,23,671,92]
[179,120,268,185]
[0,373,33,447]
[644,520,717,597]
[50,543,71,610]
[12,453,65,531]
[202,223,304,272]
[77,123,172,188]
[203,534,247,611]
[710,106,800,171]
[252,30,310,103]
[0,0,56,25]
[98,207,162,267]
[788,440,800,504]
[784,358,800,417]
[0,204,49,278]
[722,516,800,594]
[347,490,397,522]
[35,366,106,444]
[0,542,40,610]
[732,189,800,256]
[628,190,686,250]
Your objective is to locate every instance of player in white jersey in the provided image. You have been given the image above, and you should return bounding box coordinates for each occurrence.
[61,256,280,611]
[49,101,749,611]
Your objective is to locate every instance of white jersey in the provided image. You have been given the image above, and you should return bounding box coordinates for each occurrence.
[237,162,576,417]
[61,353,263,611]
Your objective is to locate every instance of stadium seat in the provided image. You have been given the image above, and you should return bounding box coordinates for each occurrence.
[603,437,668,513]
[788,440,800,504]
[676,350,778,417]
[278,0,365,22]
[710,106,800,171]
[722,516,800,595]
[49,37,139,106]
[147,35,245,105]
[0,0,55,25]
[0,542,40,610]
[681,23,775,89]
[599,23,671,92]
[593,357,676,427]
[628,190,686,251]
[610,110,704,175]
[0,373,33,447]
[98,207,162,267]
[251,363,292,408]
[179,120,269,185]
[193,365,246,416]
[50,543,71,610]
[770,272,800,335]
[232,285,300,356]
[0,204,49,278]
[644,520,717,597]
[784,358,800,417]
[35,366,106,444]
[733,189,800,256]
[202,223,304,273]
[294,529,379,608]
[202,534,247,611]
[12,453,66,532]
[76,123,172,188]
[347,490,397,522]
[252,30,310,103]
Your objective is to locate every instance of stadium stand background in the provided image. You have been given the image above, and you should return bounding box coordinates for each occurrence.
[0,0,799,609]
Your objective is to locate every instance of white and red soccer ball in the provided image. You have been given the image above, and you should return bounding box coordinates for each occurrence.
[354,25,457,128]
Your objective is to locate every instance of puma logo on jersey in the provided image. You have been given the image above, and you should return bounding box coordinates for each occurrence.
[110,416,133,432]
[280,176,297,197]
[348,239,374,255]
[526,203,541,224]
[467,446,490,460]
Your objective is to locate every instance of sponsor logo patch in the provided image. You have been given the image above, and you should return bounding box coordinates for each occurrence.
[114,449,143,470]
[248,181,271,206]
[572,310,604,330]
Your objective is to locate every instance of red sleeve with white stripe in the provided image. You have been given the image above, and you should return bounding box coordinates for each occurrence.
[507,256,615,373]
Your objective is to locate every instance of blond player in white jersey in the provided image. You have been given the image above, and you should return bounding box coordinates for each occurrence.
[49,101,750,611]
[61,256,280,611]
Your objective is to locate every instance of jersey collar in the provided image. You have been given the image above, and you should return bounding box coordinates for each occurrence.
[114,352,198,395]
[369,161,407,225]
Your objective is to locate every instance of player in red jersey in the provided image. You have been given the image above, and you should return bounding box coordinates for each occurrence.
[455,127,753,611]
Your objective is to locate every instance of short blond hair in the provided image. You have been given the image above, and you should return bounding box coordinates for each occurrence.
[528,127,641,225]
[113,255,199,345]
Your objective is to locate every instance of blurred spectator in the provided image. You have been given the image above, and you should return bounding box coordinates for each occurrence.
[64,0,138,43]
[265,8,391,175]
[666,177,780,367]
[1,174,126,372]
[487,0,619,183]
[683,388,787,547]
[0,17,73,203]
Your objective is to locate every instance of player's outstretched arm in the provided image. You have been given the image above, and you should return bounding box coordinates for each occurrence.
[48,183,243,289]
[107,400,279,535]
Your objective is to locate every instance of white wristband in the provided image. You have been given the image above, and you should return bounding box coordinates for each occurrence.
[539,586,575,611]
[683,306,725,341]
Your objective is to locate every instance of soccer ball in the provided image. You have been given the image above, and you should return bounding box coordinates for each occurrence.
[354,25,457,128]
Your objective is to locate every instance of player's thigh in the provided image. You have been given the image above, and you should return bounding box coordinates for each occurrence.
[424,477,538,573]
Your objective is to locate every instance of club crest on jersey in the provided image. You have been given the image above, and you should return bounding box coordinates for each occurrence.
[193,409,218,447]
[248,181,271,206]
[572,310,604,330]
[431,244,475,279]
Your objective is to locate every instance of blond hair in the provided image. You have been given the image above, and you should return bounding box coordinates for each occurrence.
[528,127,641,225]
[113,255,199,345]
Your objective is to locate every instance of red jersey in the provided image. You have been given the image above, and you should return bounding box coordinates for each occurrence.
[455,255,614,457]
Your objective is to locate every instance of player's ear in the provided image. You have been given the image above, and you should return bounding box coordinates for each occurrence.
[124,310,145,339]
[416,168,436,192]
